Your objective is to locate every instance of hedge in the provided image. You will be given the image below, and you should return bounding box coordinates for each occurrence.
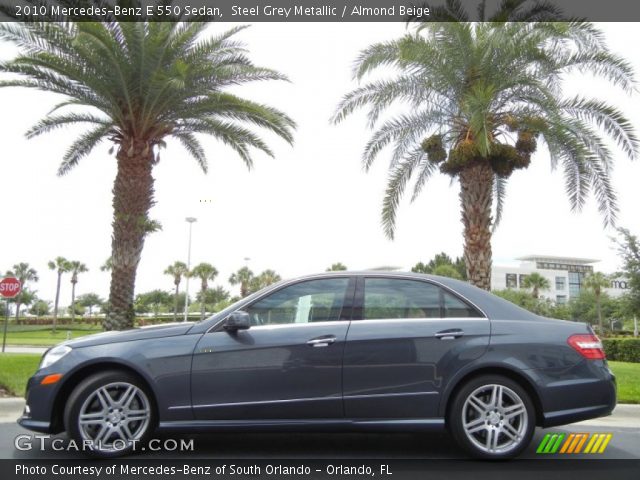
[602,338,640,363]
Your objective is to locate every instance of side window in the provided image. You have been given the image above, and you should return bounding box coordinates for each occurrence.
[363,278,483,319]
[443,291,482,318]
[364,278,440,320]
[244,278,349,326]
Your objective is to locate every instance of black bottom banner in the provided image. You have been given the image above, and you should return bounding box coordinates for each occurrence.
[3,459,640,480]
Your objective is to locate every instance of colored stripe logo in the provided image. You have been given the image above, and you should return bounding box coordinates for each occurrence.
[536,433,612,454]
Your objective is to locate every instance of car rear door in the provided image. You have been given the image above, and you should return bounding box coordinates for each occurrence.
[343,276,490,419]
[191,276,355,420]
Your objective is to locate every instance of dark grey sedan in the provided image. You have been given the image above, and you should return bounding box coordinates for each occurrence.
[18,272,616,459]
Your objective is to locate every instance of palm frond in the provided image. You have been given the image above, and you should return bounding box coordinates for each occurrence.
[57,124,112,176]
[25,113,111,139]
[173,132,207,173]
[381,153,422,240]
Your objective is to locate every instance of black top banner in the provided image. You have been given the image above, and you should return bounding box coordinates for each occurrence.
[1,0,640,22]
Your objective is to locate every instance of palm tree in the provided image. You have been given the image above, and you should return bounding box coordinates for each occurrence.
[0,17,295,330]
[583,272,611,333]
[249,269,282,294]
[333,7,637,290]
[165,261,188,322]
[6,263,39,324]
[326,263,348,272]
[189,263,219,321]
[229,267,255,298]
[521,272,550,299]
[68,261,88,323]
[47,256,71,332]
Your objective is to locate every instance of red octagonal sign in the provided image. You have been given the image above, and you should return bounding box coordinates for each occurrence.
[0,277,21,298]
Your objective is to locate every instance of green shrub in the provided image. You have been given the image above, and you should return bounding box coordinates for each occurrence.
[602,338,640,363]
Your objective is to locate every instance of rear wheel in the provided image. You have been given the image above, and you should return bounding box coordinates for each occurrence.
[448,375,535,459]
[64,370,155,457]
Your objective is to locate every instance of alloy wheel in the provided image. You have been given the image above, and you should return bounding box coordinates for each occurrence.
[461,383,528,454]
[77,382,151,452]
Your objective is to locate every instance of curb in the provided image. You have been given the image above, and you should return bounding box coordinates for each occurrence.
[0,397,25,408]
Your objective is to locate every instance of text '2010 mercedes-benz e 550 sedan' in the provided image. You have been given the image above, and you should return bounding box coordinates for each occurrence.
[19,272,616,459]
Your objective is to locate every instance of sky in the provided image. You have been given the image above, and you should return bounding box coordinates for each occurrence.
[1,22,639,306]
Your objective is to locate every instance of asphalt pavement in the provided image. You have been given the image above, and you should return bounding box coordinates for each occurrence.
[0,400,638,460]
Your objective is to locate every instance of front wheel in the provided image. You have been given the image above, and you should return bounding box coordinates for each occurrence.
[64,370,155,457]
[448,375,535,459]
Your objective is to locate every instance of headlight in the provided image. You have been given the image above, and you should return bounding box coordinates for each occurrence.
[40,345,72,369]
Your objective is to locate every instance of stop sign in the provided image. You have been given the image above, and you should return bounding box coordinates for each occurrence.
[0,277,21,298]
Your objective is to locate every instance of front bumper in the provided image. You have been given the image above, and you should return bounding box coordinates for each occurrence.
[17,371,64,434]
[17,416,53,433]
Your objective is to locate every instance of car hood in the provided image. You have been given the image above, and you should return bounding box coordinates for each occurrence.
[61,322,195,348]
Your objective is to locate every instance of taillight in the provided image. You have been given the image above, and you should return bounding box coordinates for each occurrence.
[567,334,606,360]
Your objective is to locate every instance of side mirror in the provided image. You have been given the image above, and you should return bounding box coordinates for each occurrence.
[224,311,251,332]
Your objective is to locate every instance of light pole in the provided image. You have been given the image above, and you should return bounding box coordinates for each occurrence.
[184,217,197,322]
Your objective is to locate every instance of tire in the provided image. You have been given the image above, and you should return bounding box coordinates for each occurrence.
[64,370,156,458]
[448,375,535,460]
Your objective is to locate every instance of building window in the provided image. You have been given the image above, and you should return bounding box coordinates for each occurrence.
[555,276,566,291]
[556,295,567,305]
[569,271,585,297]
[518,274,529,288]
[506,274,517,289]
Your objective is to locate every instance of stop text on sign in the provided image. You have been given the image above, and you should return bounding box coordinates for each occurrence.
[0,277,22,298]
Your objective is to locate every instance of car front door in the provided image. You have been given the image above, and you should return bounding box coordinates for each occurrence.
[191,276,354,420]
[343,276,490,419]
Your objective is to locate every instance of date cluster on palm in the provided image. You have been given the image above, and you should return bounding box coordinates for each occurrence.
[421,123,541,178]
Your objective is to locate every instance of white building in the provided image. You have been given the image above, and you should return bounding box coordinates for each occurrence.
[491,255,629,304]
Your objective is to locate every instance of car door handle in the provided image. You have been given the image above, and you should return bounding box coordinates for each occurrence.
[435,329,464,340]
[306,336,336,347]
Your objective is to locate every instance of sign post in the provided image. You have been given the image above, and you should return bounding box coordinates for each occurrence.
[1,277,22,353]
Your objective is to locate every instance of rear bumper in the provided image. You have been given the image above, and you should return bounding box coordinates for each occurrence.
[537,361,616,427]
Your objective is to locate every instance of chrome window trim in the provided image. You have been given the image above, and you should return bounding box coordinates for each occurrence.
[227,320,351,332]
[352,317,488,326]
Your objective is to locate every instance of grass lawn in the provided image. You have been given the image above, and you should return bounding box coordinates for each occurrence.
[0,355,638,403]
[609,361,640,404]
[0,353,40,396]
[2,328,101,346]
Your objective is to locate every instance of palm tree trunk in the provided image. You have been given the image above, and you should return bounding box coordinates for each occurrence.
[14,300,21,325]
[105,142,155,331]
[173,284,179,322]
[459,163,494,290]
[200,279,207,321]
[53,272,61,333]
[70,282,76,323]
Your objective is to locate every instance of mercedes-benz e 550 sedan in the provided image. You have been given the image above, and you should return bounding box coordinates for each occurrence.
[19,272,616,459]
